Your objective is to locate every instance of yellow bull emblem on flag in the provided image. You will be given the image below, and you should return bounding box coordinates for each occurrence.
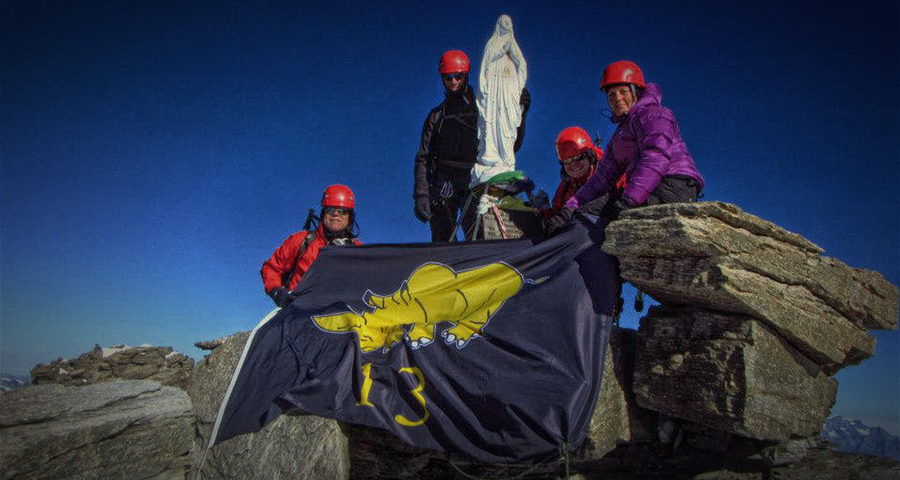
[313,262,528,352]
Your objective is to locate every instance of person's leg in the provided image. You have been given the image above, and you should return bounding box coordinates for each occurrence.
[643,176,699,206]
[429,199,456,242]
[457,187,479,241]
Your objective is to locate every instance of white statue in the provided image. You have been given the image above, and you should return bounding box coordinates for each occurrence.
[470,14,527,187]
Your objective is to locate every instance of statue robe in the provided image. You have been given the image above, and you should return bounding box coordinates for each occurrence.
[471,14,528,186]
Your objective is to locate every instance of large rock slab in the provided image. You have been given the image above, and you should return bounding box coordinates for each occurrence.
[633,306,838,441]
[0,380,193,480]
[189,332,350,480]
[31,344,194,390]
[603,201,898,372]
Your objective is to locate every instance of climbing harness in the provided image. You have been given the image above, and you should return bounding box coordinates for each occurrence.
[439,180,455,200]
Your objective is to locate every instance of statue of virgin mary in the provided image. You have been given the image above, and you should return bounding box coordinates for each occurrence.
[470,14,528,187]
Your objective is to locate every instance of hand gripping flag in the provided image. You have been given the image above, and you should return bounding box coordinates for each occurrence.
[210,217,617,463]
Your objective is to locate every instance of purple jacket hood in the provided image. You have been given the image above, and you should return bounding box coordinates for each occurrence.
[612,83,663,124]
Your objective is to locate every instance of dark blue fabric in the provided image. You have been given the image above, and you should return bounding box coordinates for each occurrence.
[212,217,616,463]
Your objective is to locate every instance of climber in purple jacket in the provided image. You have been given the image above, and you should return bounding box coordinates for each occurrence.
[548,60,704,233]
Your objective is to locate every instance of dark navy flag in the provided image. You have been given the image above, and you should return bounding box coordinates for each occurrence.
[210,218,617,463]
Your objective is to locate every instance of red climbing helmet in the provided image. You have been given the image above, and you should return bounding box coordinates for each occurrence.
[555,126,595,162]
[439,50,470,74]
[321,184,355,209]
[601,60,645,90]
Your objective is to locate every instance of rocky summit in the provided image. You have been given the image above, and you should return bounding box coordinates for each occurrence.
[1,201,897,479]
[30,343,194,390]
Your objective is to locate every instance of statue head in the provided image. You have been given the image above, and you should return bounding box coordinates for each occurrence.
[497,15,512,35]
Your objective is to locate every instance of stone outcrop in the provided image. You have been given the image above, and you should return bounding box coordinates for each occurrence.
[603,201,897,373]
[0,380,193,480]
[633,307,838,441]
[30,344,194,390]
[600,201,897,464]
[189,332,350,480]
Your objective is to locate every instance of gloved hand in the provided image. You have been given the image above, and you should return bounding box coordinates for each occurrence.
[546,208,574,235]
[531,189,550,211]
[610,196,637,217]
[576,194,610,217]
[414,195,431,223]
[268,287,297,308]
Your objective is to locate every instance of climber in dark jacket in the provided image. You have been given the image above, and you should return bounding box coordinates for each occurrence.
[413,49,530,242]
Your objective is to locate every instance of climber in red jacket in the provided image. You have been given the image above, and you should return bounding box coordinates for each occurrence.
[261,184,362,308]
[541,126,626,223]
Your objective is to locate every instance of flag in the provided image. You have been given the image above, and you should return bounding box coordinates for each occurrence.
[210,217,617,463]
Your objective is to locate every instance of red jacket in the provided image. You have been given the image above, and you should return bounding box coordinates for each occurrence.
[549,163,597,218]
[261,225,361,293]
[541,145,627,221]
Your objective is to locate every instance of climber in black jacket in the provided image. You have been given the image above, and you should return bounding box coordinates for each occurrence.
[413,49,530,242]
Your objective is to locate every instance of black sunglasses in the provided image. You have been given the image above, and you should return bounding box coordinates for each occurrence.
[442,72,466,81]
[560,153,590,166]
[323,206,352,216]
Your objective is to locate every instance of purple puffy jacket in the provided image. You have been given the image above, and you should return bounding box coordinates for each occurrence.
[567,83,704,207]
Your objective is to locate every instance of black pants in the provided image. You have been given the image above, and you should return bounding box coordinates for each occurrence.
[428,182,477,242]
[642,175,702,206]
[591,175,701,219]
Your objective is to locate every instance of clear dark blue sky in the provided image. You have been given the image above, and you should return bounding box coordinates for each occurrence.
[2,1,897,433]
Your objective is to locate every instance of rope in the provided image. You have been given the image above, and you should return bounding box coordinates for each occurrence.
[491,204,509,239]
[192,441,210,480]
[446,443,571,480]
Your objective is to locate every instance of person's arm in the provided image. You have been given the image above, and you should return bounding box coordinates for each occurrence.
[567,160,619,209]
[260,232,304,294]
[413,109,439,222]
[413,109,438,199]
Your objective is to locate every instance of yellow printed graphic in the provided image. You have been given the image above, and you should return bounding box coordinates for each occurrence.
[313,262,524,352]
[357,363,375,407]
[394,367,430,427]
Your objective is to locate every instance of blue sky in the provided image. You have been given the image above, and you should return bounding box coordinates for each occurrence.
[2,1,897,433]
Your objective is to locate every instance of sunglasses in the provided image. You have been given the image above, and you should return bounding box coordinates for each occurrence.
[323,206,352,216]
[442,72,466,81]
[560,154,589,167]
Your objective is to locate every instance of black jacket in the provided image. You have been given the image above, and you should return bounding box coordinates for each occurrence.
[413,85,530,198]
